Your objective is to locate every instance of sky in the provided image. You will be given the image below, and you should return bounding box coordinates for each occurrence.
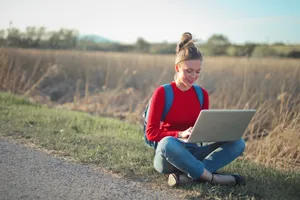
[0,0,300,44]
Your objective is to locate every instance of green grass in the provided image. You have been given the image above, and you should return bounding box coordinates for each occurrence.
[0,92,299,200]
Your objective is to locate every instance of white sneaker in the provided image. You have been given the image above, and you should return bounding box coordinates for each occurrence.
[168,173,192,187]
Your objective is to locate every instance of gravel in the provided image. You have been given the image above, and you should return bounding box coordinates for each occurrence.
[0,139,180,200]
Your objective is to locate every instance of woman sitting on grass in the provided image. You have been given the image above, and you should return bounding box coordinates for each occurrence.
[145,32,246,187]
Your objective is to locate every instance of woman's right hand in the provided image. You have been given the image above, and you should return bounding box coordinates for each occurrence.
[178,127,193,140]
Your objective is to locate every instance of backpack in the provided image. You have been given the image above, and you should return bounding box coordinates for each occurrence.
[142,83,204,149]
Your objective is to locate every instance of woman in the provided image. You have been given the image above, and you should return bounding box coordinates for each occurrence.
[145,32,246,187]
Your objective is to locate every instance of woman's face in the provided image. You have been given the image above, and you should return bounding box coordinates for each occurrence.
[175,59,202,89]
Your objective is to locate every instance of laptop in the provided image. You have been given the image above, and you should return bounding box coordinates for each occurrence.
[186,109,256,143]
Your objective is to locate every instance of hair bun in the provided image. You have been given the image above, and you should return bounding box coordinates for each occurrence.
[174,32,203,64]
[176,32,195,54]
[181,32,193,42]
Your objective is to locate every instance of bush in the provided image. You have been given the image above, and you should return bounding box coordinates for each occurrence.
[287,50,300,58]
[251,46,280,58]
[226,45,247,57]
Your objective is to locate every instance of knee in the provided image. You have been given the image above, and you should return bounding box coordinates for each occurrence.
[156,136,182,156]
[223,138,246,156]
[154,136,182,174]
[153,157,175,174]
[157,136,178,150]
[232,138,246,155]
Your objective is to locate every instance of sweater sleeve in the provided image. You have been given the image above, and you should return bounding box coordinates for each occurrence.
[145,86,179,142]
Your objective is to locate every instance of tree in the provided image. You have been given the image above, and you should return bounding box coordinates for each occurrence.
[22,26,36,47]
[135,37,150,53]
[63,29,79,48]
[6,27,22,46]
[206,34,231,56]
[0,29,5,46]
[207,34,230,46]
[47,28,78,49]
[244,42,257,57]
[48,31,60,49]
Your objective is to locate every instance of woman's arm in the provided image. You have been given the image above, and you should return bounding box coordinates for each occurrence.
[146,86,179,142]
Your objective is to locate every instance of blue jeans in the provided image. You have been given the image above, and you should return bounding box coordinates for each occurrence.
[153,136,245,179]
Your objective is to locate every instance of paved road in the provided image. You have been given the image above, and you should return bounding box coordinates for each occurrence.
[0,139,179,200]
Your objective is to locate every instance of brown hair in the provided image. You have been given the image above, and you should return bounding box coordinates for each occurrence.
[175,32,203,65]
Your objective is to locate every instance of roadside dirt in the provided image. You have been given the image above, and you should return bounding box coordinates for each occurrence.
[0,138,181,200]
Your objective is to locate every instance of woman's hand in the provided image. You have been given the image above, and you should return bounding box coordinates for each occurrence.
[178,127,193,142]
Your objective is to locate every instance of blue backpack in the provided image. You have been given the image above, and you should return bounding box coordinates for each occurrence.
[143,83,204,149]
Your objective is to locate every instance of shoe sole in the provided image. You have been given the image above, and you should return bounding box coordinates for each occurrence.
[168,174,178,187]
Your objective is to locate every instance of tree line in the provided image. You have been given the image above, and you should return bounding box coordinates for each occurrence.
[0,26,300,58]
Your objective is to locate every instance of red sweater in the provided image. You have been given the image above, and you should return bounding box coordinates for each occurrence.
[146,81,209,142]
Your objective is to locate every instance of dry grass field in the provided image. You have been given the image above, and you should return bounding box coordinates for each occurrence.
[1,48,299,171]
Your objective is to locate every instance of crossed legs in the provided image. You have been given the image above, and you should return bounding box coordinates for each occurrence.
[153,136,245,183]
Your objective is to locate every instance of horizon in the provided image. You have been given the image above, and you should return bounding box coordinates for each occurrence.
[1,0,300,45]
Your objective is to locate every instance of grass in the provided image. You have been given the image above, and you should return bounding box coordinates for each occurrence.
[0,48,299,171]
[1,92,299,200]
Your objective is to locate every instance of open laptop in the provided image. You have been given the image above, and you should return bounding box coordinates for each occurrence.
[186,109,256,143]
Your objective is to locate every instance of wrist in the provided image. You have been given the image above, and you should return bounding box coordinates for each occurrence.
[178,131,182,138]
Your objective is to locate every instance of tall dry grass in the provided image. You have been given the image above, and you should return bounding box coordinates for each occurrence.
[0,48,299,170]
